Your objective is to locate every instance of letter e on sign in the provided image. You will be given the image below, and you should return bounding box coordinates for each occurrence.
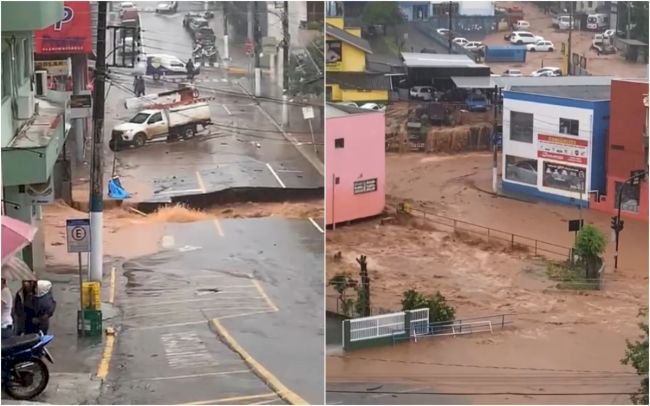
[66,218,91,253]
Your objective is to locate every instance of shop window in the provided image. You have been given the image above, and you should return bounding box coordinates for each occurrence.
[510,111,533,143]
[335,138,344,148]
[615,182,641,213]
[559,117,579,136]
[353,178,377,194]
[505,155,538,185]
[1,50,10,100]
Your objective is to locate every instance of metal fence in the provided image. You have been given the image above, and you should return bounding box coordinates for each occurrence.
[409,308,430,335]
[349,312,406,342]
[409,206,573,261]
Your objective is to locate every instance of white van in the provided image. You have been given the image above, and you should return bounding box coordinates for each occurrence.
[513,20,530,30]
[586,14,608,30]
[510,31,543,45]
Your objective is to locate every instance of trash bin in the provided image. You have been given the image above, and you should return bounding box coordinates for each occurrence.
[77,309,102,337]
[82,282,101,310]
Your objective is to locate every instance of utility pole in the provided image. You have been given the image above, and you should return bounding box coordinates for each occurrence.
[253,1,261,96]
[447,1,453,54]
[567,1,573,75]
[492,84,499,193]
[89,1,107,283]
[223,2,229,65]
[282,0,289,127]
[626,2,631,39]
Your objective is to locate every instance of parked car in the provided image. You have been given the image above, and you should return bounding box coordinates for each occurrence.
[464,94,489,112]
[409,86,434,101]
[359,103,386,111]
[436,28,449,35]
[530,67,562,77]
[192,27,216,43]
[506,160,537,184]
[552,15,576,30]
[527,40,555,52]
[145,54,200,81]
[503,68,523,77]
[183,12,213,27]
[335,102,359,108]
[156,1,178,13]
[452,37,469,47]
[513,20,530,30]
[510,31,543,45]
[464,41,485,50]
[189,17,209,32]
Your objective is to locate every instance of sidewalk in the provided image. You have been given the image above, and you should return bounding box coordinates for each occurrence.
[2,266,118,404]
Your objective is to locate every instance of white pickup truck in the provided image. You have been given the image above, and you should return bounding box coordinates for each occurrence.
[109,103,211,151]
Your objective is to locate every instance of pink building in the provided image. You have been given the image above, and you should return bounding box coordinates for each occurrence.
[326,104,386,225]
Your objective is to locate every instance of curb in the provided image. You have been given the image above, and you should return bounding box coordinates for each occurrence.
[208,318,309,405]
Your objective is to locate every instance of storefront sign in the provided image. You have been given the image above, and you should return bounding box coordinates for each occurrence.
[70,91,92,119]
[35,1,92,54]
[537,133,588,165]
[35,59,70,76]
[542,162,586,192]
[326,40,342,70]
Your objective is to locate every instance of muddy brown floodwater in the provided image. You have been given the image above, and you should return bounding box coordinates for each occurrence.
[326,152,647,404]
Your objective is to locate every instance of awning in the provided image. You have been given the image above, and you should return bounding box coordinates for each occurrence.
[451,76,495,89]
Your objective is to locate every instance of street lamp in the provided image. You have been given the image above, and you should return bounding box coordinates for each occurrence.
[612,169,647,270]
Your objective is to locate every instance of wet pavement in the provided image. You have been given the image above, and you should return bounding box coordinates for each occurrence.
[99,217,324,404]
[102,3,323,203]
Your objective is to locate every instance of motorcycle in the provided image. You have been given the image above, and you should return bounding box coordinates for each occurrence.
[1,333,54,400]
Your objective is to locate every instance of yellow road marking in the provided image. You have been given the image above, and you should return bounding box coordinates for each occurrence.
[108,267,116,304]
[209,319,308,405]
[145,369,250,381]
[96,331,116,380]
[195,171,206,193]
[217,309,277,321]
[251,278,279,312]
[182,393,277,405]
[213,218,225,237]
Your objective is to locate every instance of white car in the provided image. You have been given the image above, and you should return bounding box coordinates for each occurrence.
[359,103,386,111]
[156,1,178,13]
[409,86,434,101]
[510,31,544,45]
[452,37,469,47]
[436,28,449,35]
[531,67,562,77]
[503,68,523,77]
[335,102,359,108]
[513,20,530,30]
[464,41,484,50]
[527,40,555,52]
[603,29,616,39]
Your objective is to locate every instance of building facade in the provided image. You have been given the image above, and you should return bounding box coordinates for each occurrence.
[591,79,649,221]
[325,2,389,103]
[326,104,385,225]
[501,86,610,207]
[1,1,68,271]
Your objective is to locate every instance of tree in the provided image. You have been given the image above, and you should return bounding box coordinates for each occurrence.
[630,2,649,44]
[288,34,324,97]
[574,224,606,279]
[355,255,371,317]
[328,273,357,316]
[361,2,403,32]
[622,309,649,405]
[401,289,456,323]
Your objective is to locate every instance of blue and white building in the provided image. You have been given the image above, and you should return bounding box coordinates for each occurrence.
[501,85,611,207]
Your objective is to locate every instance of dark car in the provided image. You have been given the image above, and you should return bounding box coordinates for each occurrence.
[192,27,216,42]
[183,12,213,27]
[464,94,489,112]
[189,17,209,32]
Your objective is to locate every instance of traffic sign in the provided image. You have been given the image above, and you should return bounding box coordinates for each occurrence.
[245,38,254,56]
[66,218,91,253]
[302,106,315,120]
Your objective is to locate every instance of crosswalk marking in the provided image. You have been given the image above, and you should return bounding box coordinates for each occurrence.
[161,332,218,370]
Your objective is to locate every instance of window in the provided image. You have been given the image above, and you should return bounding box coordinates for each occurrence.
[22,38,30,79]
[148,112,162,123]
[505,156,538,185]
[353,178,377,194]
[510,111,533,143]
[334,138,344,148]
[1,50,10,100]
[588,1,593,7]
[559,117,579,136]
[615,181,640,212]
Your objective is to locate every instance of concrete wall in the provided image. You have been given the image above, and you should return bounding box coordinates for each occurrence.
[502,93,608,206]
[326,111,385,225]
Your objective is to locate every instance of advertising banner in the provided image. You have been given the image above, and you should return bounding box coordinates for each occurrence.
[34,59,70,76]
[542,161,586,192]
[326,40,342,70]
[35,1,92,54]
[537,133,588,165]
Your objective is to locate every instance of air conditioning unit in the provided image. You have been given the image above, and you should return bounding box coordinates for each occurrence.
[35,70,48,96]
[16,92,34,120]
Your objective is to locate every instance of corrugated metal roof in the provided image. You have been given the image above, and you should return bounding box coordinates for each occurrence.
[326,24,372,54]
[327,72,391,90]
[493,75,617,89]
[326,103,380,118]
[401,52,486,68]
[451,76,495,89]
[508,85,612,101]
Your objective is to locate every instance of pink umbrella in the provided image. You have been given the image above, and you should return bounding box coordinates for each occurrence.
[2,216,38,265]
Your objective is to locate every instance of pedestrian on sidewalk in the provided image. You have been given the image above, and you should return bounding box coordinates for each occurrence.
[34,280,56,335]
[186,59,195,80]
[1,278,13,338]
[12,280,37,335]
[133,75,145,97]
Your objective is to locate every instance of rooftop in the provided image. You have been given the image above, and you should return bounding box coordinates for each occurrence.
[401,52,487,68]
[325,24,372,54]
[507,85,612,101]
[326,103,381,118]
[452,75,620,89]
